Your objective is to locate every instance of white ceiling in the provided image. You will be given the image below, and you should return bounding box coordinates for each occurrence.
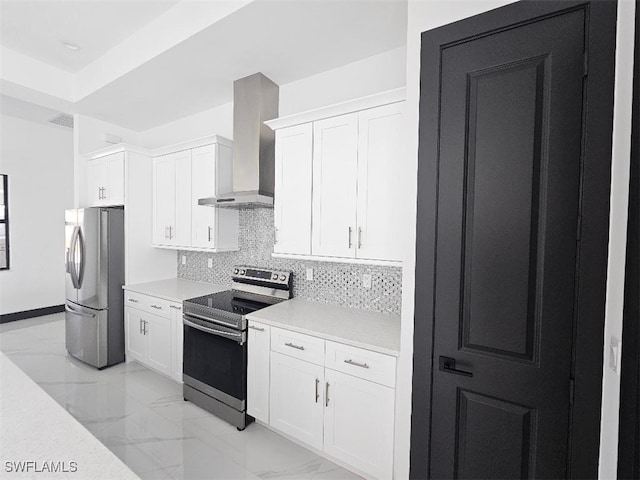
[0,0,179,72]
[0,0,407,131]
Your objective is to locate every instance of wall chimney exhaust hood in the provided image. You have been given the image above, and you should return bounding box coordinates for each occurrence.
[198,73,279,209]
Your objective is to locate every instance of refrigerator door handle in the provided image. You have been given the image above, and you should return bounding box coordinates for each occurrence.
[68,226,80,289]
[77,228,86,288]
[65,304,96,318]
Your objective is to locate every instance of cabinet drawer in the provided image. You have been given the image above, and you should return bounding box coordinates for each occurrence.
[271,327,325,366]
[124,291,171,318]
[325,340,396,388]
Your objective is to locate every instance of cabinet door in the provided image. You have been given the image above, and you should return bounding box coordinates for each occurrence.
[173,150,192,247]
[270,352,324,450]
[125,307,147,363]
[153,155,176,245]
[191,145,217,248]
[312,114,358,258]
[247,321,271,423]
[104,152,125,206]
[274,124,313,255]
[356,102,406,261]
[87,158,107,207]
[324,369,395,480]
[145,310,172,377]
[170,303,183,383]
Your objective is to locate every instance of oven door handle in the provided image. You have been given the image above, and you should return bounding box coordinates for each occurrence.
[183,318,244,344]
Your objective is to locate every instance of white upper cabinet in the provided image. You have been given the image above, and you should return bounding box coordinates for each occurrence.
[152,150,191,247]
[312,114,359,258]
[87,152,125,206]
[274,124,313,255]
[152,137,238,252]
[266,89,406,265]
[356,102,406,261]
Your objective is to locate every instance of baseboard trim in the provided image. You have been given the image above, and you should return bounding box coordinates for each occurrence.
[0,305,65,324]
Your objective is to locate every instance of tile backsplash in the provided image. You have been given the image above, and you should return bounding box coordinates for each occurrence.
[177,209,402,315]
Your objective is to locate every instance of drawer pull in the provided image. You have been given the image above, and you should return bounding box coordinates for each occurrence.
[150,305,162,310]
[128,298,138,303]
[169,305,182,310]
[344,359,370,369]
[285,342,305,351]
[249,325,265,332]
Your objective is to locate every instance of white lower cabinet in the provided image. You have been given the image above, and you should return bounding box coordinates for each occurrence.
[247,323,396,479]
[324,369,395,479]
[247,321,271,423]
[124,291,183,382]
[170,304,183,383]
[145,311,172,377]
[125,307,147,363]
[270,351,325,450]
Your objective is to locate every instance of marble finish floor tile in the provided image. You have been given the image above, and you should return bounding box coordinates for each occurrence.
[0,314,364,480]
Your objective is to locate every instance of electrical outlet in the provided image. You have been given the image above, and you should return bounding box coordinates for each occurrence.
[306,268,314,281]
[362,273,372,289]
[181,255,186,265]
[207,258,213,269]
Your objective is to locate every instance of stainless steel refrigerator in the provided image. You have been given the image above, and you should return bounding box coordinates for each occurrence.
[64,207,125,368]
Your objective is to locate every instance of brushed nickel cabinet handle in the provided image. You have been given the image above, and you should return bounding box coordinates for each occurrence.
[248,325,265,332]
[208,226,212,242]
[274,227,278,245]
[348,227,353,248]
[143,320,148,335]
[344,359,370,369]
[151,305,162,310]
[325,382,330,407]
[285,342,305,351]
[315,378,320,403]
[128,298,138,303]
[358,227,362,249]
[139,318,143,334]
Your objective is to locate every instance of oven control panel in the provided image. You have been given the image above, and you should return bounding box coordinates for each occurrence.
[232,266,291,286]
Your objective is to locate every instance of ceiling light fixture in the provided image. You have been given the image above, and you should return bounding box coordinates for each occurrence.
[63,42,81,52]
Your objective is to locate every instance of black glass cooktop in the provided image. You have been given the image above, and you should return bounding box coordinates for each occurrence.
[185,290,269,316]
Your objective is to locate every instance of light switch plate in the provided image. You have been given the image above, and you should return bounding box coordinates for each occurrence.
[181,255,186,265]
[207,258,213,269]
[609,336,620,374]
[362,273,372,289]
[306,268,313,281]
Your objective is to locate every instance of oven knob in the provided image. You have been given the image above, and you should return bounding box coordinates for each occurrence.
[271,273,278,280]
[234,268,239,274]
[280,274,286,281]
[240,269,245,275]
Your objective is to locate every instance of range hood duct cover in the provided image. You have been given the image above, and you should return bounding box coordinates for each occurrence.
[198,73,279,209]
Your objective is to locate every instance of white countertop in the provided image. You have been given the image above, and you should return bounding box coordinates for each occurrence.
[122,278,228,303]
[246,299,401,356]
[0,353,139,480]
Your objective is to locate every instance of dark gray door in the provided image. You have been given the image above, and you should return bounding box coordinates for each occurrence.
[430,9,585,479]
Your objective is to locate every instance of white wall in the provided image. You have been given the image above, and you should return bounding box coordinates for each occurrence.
[399,1,635,479]
[599,1,636,477]
[279,46,407,117]
[137,47,407,150]
[137,102,233,150]
[0,114,73,315]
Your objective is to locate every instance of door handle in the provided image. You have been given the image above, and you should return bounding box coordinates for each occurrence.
[315,378,320,403]
[439,356,473,377]
[348,227,353,248]
[65,304,96,318]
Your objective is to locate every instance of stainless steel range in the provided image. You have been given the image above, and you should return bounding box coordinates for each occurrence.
[182,266,292,430]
